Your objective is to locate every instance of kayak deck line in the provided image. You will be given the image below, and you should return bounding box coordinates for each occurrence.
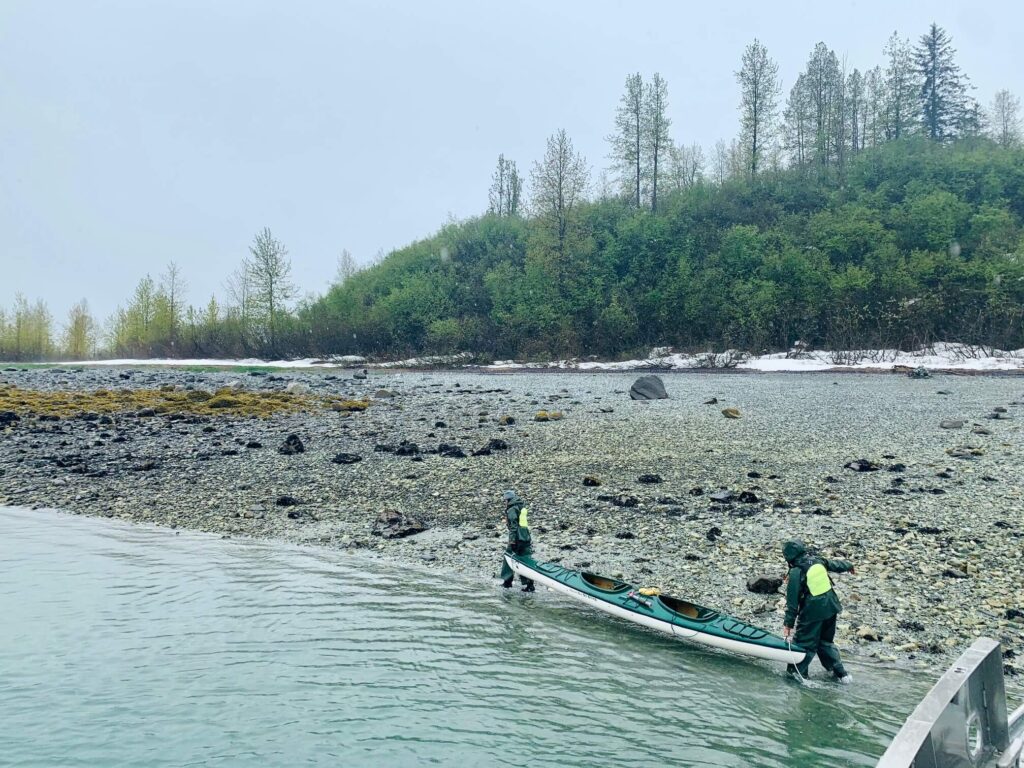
[506,553,805,666]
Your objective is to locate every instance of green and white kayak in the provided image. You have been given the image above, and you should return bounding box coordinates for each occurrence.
[505,552,805,665]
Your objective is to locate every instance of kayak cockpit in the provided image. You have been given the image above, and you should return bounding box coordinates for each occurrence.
[581,572,630,593]
[658,594,719,622]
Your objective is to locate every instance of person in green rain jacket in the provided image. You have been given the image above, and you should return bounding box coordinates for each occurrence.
[499,490,535,592]
[782,540,855,683]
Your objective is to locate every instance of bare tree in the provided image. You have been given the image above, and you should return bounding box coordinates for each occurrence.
[530,129,589,257]
[883,32,919,140]
[608,73,644,208]
[736,39,780,178]
[666,141,704,192]
[245,227,296,352]
[334,248,359,285]
[158,261,186,345]
[488,154,524,216]
[989,89,1021,148]
[644,72,671,211]
[62,299,97,359]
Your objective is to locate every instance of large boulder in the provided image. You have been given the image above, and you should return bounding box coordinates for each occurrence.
[629,375,668,400]
[746,575,784,594]
[372,509,428,539]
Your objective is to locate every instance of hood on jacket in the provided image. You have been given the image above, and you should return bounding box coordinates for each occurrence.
[782,540,806,564]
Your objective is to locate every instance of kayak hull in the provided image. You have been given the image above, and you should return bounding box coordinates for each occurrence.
[506,553,805,665]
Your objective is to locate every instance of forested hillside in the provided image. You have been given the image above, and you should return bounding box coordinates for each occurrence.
[305,138,1024,359]
[2,24,1022,361]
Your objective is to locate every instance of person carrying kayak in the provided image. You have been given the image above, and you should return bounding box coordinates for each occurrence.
[781,539,854,683]
[499,489,535,592]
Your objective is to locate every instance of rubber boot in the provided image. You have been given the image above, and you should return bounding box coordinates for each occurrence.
[521,581,535,592]
[502,578,513,588]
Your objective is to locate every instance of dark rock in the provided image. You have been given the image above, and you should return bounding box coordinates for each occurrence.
[688,487,704,496]
[738,490,760,504]
[276,495,301,507]
[637,473,663,484]
[709,489,736,503]
[809,507,833,516]
[972,427,993,435]
[597,493,639,508]
[0,411,20,428]
[582,476,602,487]
[486,438,510,451]
[331,453,362,464]
[844,458,881,472]
[683,553,702,561]
[703,397,718,405]
[746,575,784,594]
[706,526,722,542]
[730,507,758,518]
[438,443,467,458]
[656,496,679,506]
[936,390,951,395]
[371,509,427,539]
[1006,609,1024,621]
[918,526,943,534]
[942,567,969,579]
[374,444,395,453]
[887,463,906,472]
[984,412,1010,420]
[898,619,926,632]
[614,530,636,540]
[245,440,262,449]
[629,375,668,400]
[747,471,761,479]
[907,366,931,379]
[994,406,1008,413]
[136,408,157,417]
[824,475,840,483]
[936,470,953,479]
[353,369,368,380]
[434,421,447,428]
[278,434,305,455]
[394,441,420,456]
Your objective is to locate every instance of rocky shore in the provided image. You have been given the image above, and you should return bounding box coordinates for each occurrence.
[1,365,1022,678]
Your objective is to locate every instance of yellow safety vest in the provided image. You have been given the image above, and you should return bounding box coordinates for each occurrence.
[518,507,529,529]
[805,562,833,596]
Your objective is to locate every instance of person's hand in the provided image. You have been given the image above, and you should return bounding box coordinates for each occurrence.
[782,626,792,641]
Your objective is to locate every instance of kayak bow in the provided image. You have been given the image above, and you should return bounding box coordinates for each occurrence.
[505,552,805,665]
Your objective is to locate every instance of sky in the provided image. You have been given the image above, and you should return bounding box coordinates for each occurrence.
[2,0,1021,323]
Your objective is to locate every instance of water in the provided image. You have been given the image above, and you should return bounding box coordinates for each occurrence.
[0,508,930,767]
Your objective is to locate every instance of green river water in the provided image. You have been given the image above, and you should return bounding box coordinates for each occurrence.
[0,507,932,767]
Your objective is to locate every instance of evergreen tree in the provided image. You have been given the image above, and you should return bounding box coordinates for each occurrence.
[915,23,970,141]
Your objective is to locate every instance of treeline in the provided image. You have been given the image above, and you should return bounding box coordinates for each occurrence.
[4,23,1024,362]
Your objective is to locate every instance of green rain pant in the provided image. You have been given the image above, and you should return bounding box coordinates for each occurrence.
[789,613,847,678]
[499,541,534,586]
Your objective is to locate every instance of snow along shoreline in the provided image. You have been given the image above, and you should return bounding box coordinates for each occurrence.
[44,343,1024,374]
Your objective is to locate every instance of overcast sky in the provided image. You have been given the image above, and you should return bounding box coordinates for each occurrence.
[2,0,1021,322]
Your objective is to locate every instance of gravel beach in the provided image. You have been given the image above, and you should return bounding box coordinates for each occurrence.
[2,365,1022,677]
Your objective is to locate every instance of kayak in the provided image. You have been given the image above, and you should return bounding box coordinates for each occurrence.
[504,552,805,665]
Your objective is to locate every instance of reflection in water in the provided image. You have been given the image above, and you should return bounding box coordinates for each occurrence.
[0,507,928,767]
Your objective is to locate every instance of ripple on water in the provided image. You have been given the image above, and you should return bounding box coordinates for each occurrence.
[0,507,928,767]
